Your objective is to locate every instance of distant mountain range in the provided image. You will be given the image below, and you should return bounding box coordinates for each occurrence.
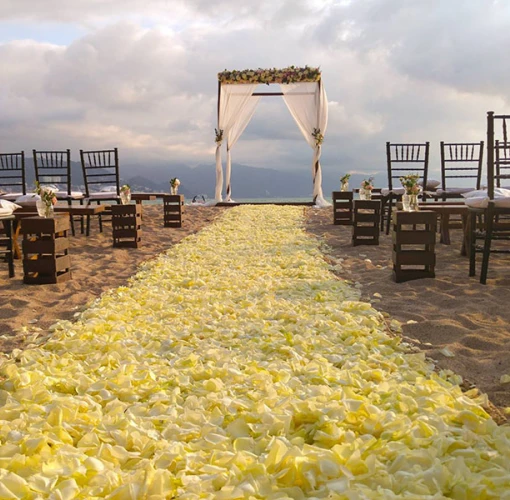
[21,158,387,199]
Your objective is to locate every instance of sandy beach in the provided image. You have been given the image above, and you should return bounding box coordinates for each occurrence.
[1,204,509,423]
[306,207,510,423]
[0,205,221,353]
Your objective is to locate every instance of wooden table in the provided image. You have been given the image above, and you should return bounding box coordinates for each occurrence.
[163,195,184,228]
[12,205,107,258]
[417,203,469,255]
[15,205,106,236]
[131,193,168,218]
[131,193,157,204]
[392,210,437,282]
[0,215,15,277]
[332,191,353,225]
[352,200,381,246]
[131,193,168,204]
[21,216,71,284]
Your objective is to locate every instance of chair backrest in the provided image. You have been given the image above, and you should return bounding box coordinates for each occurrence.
[33,149,72,195]
[495,140,510,189]
[440,141,484,190]
[0,152,26,195]
[80,148,120,197]
[386,142,429,192]
[487,111,510,198]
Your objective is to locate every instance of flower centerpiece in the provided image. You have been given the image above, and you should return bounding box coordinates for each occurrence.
[340,174,351,192]
[120,184,131,205]
[360,177,374,200]
[34,181,57,218]
[218,66,321,85]
[399,174,421,211]
[170,178,180,195]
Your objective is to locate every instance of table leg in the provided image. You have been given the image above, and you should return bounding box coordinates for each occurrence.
[136,200,144,220]
[440,214,451,245]
[461,214,468,257]
[3,219,15,277]
[12,221,22,260]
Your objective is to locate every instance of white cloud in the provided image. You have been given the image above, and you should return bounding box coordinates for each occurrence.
[0,0,507,184]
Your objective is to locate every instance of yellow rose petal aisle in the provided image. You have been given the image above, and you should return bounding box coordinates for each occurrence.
[1,206,510,499]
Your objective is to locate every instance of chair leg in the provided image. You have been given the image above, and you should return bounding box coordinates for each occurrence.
[68,199,75,236]
[380,196,388,230]
[385,197,393,235]
[480,207,494,285]
[468,211,477,276]
[97,201,103,233]
[80,199,85,234]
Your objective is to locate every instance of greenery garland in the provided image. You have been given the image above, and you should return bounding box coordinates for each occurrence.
[218,65,321,85]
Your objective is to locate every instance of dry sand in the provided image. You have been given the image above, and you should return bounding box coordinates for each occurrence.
[0,204,509,422]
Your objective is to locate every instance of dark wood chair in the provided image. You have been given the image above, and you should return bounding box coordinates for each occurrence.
[469,112,510,284]
[437,141,483,200]
[495,139,510,188]
[80,148,121,231]
[383,142,430,234]
[33,149,84,234]
[0,152,26,201]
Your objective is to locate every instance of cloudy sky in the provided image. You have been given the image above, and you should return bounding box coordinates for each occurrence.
[0,0,508,184]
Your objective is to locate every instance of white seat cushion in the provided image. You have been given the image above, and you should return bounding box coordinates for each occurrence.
[55,190,84,200]
[88,192,120,200]
[436,187,475,195]
[14,193,40,206]
[462,189,486,199]
[464,188,510,208]
[418,179,440,190]
[0,199,21,215]
[0,192,24,201]
[381,187,405,196]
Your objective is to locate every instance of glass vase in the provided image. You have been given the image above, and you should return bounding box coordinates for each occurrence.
[409,194,419,211]
[171,186,179,195]
[359,188,372,200]
[341,181,349,192]
[120,192,131,205]
[36,200,54,218]
[403,193,419,211]
[402,194,411,211]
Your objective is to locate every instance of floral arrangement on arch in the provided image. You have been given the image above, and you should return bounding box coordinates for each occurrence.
[34,181,57,207]
[214,128,224,145]
[218,66,321,85]
[311,128,324,147]
[361,177,374,191]
[400,174,421,195]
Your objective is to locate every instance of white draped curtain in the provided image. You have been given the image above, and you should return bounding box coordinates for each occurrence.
[214,79,329,206]
[215,84,259,202]
[280,81,329,207]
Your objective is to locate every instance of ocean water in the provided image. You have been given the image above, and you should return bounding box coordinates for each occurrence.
[223,197,317,204]
[143,196,328,206]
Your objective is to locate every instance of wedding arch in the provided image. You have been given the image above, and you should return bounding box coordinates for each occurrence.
[213,66,329,207]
